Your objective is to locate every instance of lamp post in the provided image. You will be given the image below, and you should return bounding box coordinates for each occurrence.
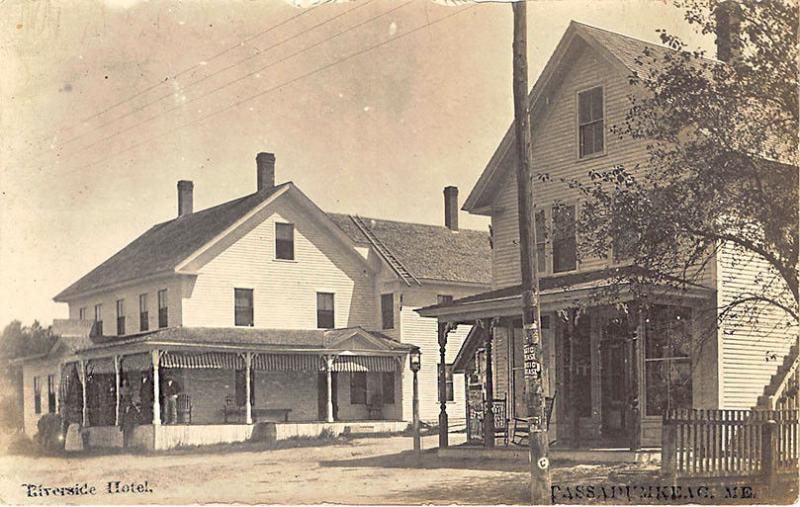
[409,348,422,456]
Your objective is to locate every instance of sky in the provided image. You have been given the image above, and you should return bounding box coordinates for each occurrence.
[0,0,713,326]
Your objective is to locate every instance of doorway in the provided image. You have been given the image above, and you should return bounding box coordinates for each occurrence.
[317,372,338,421]
[600,318,630,443]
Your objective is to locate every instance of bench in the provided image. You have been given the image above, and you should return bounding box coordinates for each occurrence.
[223,403,292,423]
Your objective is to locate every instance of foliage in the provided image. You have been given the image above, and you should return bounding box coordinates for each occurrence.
[0,320,57,362]
[571,0,798,334]
[35,413,65,453]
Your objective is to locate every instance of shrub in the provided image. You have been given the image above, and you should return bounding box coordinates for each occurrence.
[5,432,39,456]
[35,413,65,453]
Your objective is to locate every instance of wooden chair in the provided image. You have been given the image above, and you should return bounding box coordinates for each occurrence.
[512,392,556,446]
[176,393,192,424]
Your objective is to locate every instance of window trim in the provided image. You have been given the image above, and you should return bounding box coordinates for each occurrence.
[139,293,149,332]
[94,304,103,336]
[116,299,125,335]
[33,376,42,415]
[380,293,394,330]
[576,85,606,160]
[157,289,168,329]
[316,292,335,329]
[78,307,87,321]
[275,222,295,261]
[551,202,578,274]
[234,288,255,327]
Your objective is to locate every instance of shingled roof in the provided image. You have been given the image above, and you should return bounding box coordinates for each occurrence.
[327,214,491,285]
[54,184,290,301]
[55,182,491,301]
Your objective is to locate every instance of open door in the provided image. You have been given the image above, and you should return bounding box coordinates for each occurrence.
[600,318,630,444]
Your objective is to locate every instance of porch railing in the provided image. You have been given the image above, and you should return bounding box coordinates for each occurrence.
[662,408,799,485]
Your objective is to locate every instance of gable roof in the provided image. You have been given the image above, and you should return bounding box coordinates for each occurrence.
[54,184,291,301]
[55,182,492,302]
[462,21,716,213]
[327,214,491,285]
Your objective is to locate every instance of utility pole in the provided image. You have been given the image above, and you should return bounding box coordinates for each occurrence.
[511,1,551,503]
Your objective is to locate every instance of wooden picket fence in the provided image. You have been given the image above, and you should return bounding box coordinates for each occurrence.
[662,409,799,484]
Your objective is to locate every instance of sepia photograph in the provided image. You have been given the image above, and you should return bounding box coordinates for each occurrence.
[0,0,797,504]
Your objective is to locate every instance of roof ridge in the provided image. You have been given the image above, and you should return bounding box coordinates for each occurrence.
[327,211,488,235]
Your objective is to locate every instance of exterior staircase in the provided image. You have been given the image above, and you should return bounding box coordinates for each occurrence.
[349,215,421,287]
[755,341,800,410]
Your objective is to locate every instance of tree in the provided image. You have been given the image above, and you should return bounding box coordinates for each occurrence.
[571,0,798,340]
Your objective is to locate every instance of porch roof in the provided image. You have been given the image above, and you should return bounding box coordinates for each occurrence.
[416,266,713,323]
[46,326,416,360]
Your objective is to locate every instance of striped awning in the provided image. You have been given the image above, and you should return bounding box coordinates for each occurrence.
[253,354,321,371]
[331,356,398,372]
[161,351,243,369]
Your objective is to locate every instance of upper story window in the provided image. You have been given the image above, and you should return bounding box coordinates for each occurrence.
[437,295,453,305]
[139,293,149,332]
[316,292,335,329]
[78,307,87,321]
[116,299,125,335]
[94,304,103,336]
[381,293,394,330]
[275,223,295,260]
[234,288,254,327]
[552,204,577,273]
[578,86,604,158]
[157,289,168,328]
[535,209,547,273]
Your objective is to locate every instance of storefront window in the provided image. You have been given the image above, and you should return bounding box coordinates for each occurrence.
[645,306,692,415]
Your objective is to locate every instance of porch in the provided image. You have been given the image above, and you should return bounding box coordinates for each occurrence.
[55,326,416,450]
[416,272,715,456]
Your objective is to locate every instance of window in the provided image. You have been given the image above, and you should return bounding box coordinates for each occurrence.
[381,294,394,330]
[578,86,604,157]
[157,289,168,328]
[139,293,149,332]
[552,204,577,273]
[275,223,294,260]
[535,209,547,273]
[437,295,453,305]
[116,299,125,335]
[382,372,395,404]
[645,306,692,416]
[47,375,56,413]
[33,377,42,415]
[234,369,255,407]
[234,288,254,327]
[350,372,367,405]
[316,292,335,329]
[94,304,103,336]
[438,363,454,402]
[78,307,86,321]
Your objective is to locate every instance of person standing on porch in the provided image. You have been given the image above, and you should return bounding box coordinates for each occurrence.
[163,377,181,424]
[119,378,136,448]
[139,374,153,424]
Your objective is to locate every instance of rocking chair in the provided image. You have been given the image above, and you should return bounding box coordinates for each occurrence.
[512,392,556,446]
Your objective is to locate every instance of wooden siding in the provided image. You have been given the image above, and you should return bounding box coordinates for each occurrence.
[182,196,377,329]
[491,44,654,289]
[67,276,185,335]
[717,243,797,408]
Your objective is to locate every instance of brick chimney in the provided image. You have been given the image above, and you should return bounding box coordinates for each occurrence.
[444,186,459,231]
[256,152,276,192]
[715,1,742,63]
[177,180,193,217]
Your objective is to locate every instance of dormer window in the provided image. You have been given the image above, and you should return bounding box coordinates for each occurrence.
[275,223,295,260]
[578,86,604,158]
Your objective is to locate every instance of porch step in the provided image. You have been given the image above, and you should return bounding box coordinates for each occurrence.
[755,343,799,409]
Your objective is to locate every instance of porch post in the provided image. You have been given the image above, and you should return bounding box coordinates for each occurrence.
[483,319,495,448]
[325,356,334,423]
[245,352,253,425]
[151,349,161,426]
[114,355,121,426]
[629,308,643,451]
[79,359,88,427]
[437,322,453,448]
